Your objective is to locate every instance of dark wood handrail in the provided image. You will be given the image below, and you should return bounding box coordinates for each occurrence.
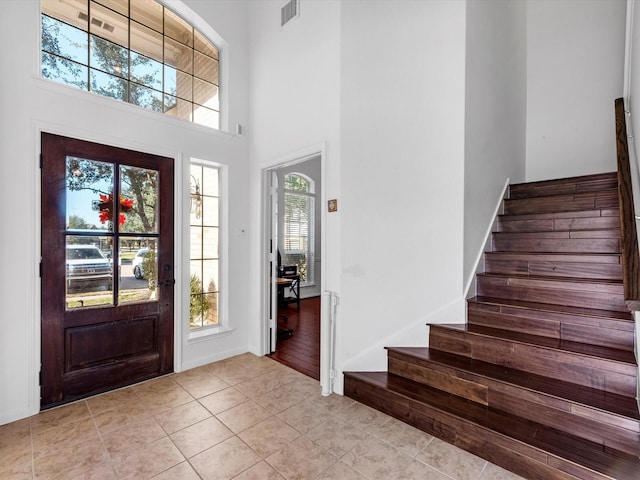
[615,97,640,310]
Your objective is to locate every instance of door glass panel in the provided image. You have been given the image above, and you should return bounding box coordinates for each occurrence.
[66,157,114,232]
[119,238,158,304]
[119,165,159,233]
[66,236,114,309]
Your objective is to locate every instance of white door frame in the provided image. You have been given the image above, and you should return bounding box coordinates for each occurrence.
[261,145,327,372]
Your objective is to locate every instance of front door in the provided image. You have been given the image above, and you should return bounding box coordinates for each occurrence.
[40,133,174,408]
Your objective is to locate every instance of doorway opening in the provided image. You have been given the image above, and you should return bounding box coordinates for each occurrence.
[264,154,322,380]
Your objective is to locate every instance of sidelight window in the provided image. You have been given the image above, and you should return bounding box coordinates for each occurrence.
[189,162,220,330]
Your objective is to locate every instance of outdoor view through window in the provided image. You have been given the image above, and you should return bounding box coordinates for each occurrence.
[41,0,220,129]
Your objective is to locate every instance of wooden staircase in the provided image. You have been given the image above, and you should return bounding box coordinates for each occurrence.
[344,172,640,480]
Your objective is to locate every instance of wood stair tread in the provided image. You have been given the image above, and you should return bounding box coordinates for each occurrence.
[345,371,640,480]
[430,324,638,366]
[385,346,640,422]
[508,172,618,199]
[469,296,633,323]
[499,208,620,222]
[477,272,623,286]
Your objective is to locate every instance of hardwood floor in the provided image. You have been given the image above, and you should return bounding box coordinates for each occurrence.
[268,296,320,380]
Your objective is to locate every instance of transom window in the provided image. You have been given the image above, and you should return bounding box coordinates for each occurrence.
[41,0,220,129]
[283,173,315,285]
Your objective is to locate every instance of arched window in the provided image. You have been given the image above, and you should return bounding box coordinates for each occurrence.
[283,173,315,285]
[40,0,220,129]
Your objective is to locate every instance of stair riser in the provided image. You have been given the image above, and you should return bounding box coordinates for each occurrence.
[484,256,623,281]
[492,237,621,254]
[388,355,640,456]
[504,191,618,216]
[497,215,621,233]
[467,303,634,351]
[509,174,618,200]
[345,374,601,480]
[429,328,637,397]
[476,276,627,312]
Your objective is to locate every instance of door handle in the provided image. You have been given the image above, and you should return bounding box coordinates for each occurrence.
[159,279,175,287]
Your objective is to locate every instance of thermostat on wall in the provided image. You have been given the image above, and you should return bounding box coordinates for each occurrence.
[328,199,338,212]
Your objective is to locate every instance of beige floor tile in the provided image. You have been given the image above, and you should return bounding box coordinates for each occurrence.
[170,416,234,458]
[316,460,368,480]
[134,377,194,413]
[190,436,261,480]
[285,375,322,398]
[334,401,391,432]
[308,393,356,414]
[30,401,91,435]
[238,416,301,458]
[101,416,167,457]
[45,460,117,480]
[175,374,230,399]
[32,417,100,460]
[253,384,308,415]
[341,435,413,479]
[305,416,369,457]
[0,418,32,466]
[86,387,140,415]
[416,438,487,480]
[154,400,212,434]
[480,463,527,480]
[368,416,434,456]
[33,441,109,480]
[232,461,285,480]
[198,387,249,415]
[277,398,333,434]
[151,461,201,480]
[397,460,454,480]
[266,435,337,479]
[92,401,152,436]
[234,369,299,399]
[0,418,30,446]
[0,450,32,480]
[213,364,264,385]
[111,436,184,480]
[216,400,271,434]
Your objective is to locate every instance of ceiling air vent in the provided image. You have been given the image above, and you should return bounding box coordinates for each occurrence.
[281,0,299,27]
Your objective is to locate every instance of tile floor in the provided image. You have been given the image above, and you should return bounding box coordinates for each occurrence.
[0,353,525,480]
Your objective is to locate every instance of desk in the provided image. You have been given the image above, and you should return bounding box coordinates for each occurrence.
[277,275,300,308]
[276,277,296,337]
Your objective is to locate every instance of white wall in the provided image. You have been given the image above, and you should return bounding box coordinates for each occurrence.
[247,0,342,356]
[464,0,527,287]
[338,0,468,377]
[0,0,251,425]
[526,0,626,181]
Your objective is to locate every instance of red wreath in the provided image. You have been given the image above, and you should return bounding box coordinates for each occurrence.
[98,193,134,226]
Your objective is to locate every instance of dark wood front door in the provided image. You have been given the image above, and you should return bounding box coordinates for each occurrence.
[40,133,174,409]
